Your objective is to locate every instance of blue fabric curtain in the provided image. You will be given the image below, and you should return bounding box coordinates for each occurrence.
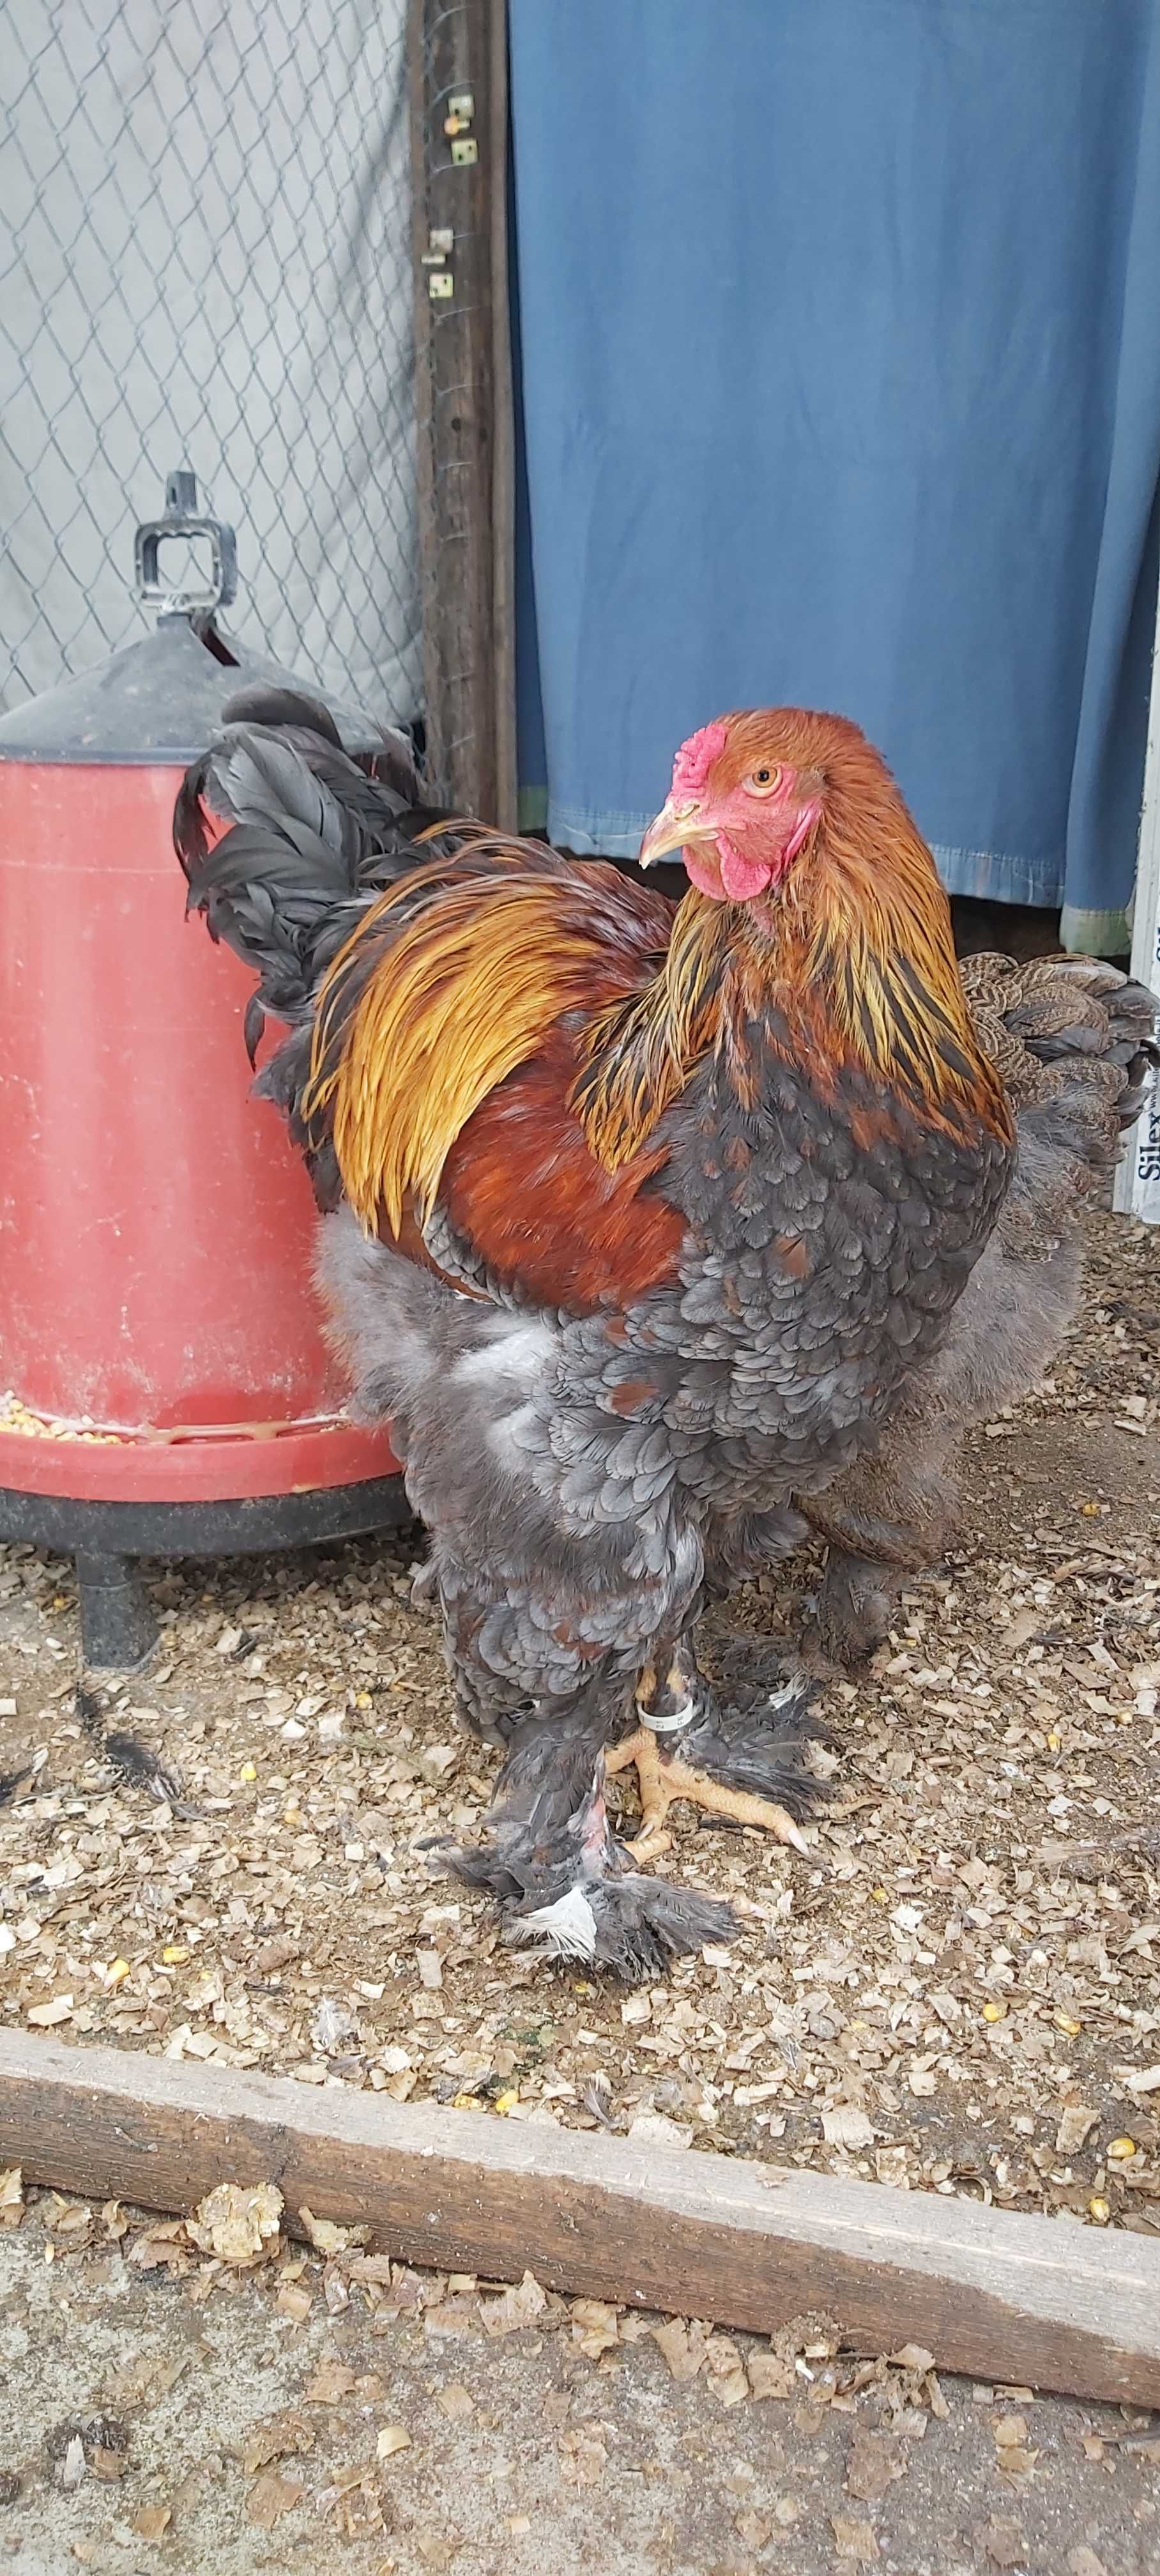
[509,0,1160,951]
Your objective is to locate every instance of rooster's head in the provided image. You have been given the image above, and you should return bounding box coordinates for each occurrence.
[638,709,896,905]
[637,705,1011,1147]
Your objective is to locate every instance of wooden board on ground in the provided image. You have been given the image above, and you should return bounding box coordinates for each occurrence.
[2,2031,1158,2407]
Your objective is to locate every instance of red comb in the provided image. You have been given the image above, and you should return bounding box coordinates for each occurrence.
[671,721,727,798]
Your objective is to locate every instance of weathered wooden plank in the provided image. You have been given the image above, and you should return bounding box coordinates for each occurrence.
[408,0,515,822]
[2,2032,1157,2405]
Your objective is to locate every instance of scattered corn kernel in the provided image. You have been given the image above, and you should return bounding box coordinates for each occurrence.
[982,2001,1007,2023]
[105,1959,130,1988]
[1054,2011,1082,2037]
[240,1761,257,1782]
[492,2089,519,2116]
[1107,2136,1137,2162]
[160,1946,188,1966]
[1088,2197,1111,2223]
[452,2092,478,2111]
[1080,1501,1101,1517]
[1046,1732,1060,1751]
[871,1887,889,1904]
[355,1690,372,1708]
[0,1392,125,1445]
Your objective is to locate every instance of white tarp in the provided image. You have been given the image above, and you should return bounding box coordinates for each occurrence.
[1,0,418,723]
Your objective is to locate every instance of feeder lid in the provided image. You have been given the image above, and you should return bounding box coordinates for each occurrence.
[0,471,385,765]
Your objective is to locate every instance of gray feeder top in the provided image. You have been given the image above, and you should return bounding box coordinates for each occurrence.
[0,471,383,765]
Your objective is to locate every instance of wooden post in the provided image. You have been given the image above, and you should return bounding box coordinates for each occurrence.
[1115,561,1160,1221]
[3,2032,1159,2407]
[408,0,517,826]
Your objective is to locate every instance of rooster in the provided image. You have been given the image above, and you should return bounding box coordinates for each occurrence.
[175,689,1149,1975]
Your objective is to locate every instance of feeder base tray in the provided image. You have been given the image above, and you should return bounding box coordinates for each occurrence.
[0,1478,409,1668]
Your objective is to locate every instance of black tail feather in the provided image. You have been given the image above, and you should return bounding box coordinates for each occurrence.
[219,684,344,746]
[219,683,422,809]
[175,691,438,1045]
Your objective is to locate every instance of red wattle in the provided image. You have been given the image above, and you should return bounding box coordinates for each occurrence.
[716,833,774,900]
[683,845,727,900]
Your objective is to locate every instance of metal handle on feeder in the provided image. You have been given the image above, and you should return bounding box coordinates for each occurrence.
[134,470,238,618]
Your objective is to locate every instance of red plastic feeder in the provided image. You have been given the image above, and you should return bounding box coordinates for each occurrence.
[0,473,403,1663]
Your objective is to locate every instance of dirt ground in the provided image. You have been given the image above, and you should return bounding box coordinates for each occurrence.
[2,2189,1158,2576]
[1,1209,1157,2217]
[1,1207,1159,2569]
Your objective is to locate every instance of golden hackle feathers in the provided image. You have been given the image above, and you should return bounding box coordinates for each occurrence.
[305,861,596,1234]
[569,892,729,1170]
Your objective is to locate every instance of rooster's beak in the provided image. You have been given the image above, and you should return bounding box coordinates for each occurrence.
[638,797,712,868]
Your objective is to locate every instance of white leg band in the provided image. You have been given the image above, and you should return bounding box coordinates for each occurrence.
[638,1697,697,1736]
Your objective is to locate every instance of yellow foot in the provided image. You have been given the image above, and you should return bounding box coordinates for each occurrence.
[604,1725,811,1866]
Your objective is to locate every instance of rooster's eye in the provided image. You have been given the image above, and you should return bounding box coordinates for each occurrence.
[745,763,781,798]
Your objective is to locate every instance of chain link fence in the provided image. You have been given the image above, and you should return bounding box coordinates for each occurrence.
[0,0,420,725]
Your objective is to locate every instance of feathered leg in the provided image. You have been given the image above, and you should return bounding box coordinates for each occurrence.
[693,1454,955,1678]
[803,1425,961,1667]
[434,1676,738,1979]
[590,1504,829,1853]
[812,1548,902,1665]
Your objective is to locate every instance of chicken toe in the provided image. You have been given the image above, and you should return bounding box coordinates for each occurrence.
[606,1724,813,1862]
[606,1647,825,1862]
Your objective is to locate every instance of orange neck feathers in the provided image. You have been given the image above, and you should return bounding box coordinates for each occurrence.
[569,892,729,1171]
[758,746,1013,1145]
